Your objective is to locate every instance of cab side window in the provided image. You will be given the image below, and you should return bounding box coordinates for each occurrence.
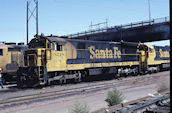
[52,43,55,50]
[0,49,3,56]
[47,43,50,48]
[54,43,57,50]
[149,48,154,53]
[63,45,66,51]
[57,43,62,51]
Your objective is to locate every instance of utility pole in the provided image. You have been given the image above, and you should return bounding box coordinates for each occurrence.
[26,0,39,45]
[148,0,151,22]
[26,1,29,45]
[36,0,38,36]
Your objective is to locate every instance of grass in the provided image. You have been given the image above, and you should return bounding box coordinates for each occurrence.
[105,88,124,106]
[70,102,90,113]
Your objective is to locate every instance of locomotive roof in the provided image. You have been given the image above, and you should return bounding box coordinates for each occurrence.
[32,35,140,48]
[146,45,154,49]
[38,35,122,44]
[0,44,9,49]
[47,36,140,47]
[46,36,67,43]
[0,43,27,49]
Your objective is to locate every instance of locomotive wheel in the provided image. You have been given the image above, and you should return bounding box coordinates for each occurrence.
[45,75,51,86]
[60,79,66,85]
[2,78,6,85]
[46,79,51,86]
[17,77,24,89]
[75,72,81,83]
[59,79,63,85]
[59,73,66,85]
[78,76,81,83]
[74,77,81,83]
[114,73,120,79]
[148,70,152,74]
[156,66,160,73]
[133,71,138,76]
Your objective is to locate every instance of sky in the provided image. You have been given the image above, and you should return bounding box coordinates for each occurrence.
[0,0,170,45]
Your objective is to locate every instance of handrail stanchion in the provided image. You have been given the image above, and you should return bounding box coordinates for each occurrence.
[165,17,167,22]
[64,16,169,38]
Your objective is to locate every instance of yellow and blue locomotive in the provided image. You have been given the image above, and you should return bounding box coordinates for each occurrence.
[0,42,27,84]
[17,35,170,87]
[138,44,170,73]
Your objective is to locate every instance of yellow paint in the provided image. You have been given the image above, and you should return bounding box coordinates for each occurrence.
[0,45,22,73]
[148,60,170,65]
[147,45,156,64]
[47,61,140,72]
[46,50,66,71]
[143,45,170,65]
[66,42,77,59]
[0,46,11,73]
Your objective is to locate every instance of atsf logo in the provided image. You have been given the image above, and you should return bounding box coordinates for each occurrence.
[159,49,169,58]
[89,46,121,59]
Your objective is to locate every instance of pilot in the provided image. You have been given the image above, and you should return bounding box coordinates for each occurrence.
[0,68,3,88]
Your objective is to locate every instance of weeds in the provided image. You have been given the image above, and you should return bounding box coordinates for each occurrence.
[105,88,124,106]
[71,102,90,113]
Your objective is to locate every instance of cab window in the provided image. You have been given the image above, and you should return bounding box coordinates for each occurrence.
[52,43,55,50]
[149,48,154,52]
[63,45,66,51]
[57,43,62,51]
[0,49,3,56]
[47,43,50,48]
[54,43,57,50]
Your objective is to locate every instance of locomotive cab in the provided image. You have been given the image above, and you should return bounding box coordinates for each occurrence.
[0,44,27,84]
[17,35,67,87]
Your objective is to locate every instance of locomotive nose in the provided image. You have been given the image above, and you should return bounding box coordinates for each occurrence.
[17,66,40,88]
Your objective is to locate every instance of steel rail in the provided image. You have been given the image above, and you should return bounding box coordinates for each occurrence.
[0,70,166,94]
[0,73,164,110]
[120,94,170,113]
[93,91,169,113]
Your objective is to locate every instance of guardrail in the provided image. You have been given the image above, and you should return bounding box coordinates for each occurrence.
[65,16,169,38]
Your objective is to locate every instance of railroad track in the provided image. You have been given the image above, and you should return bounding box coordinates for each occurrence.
[93,91,170,113]
[0,71,169,110]
[0,70,167,94]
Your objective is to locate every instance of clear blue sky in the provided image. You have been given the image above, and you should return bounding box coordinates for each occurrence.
[0,0,169,45]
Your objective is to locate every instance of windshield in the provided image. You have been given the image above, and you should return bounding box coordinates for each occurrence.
[24,50,37,66]
[29,38,46,49]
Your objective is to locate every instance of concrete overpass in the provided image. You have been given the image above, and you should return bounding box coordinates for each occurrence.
[66,17,169,43]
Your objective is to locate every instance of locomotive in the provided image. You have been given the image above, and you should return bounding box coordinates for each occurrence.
[0,42,27,84]
[16,34,170,87]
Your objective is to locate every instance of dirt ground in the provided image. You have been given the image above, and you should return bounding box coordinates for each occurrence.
[0,71,170,113]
